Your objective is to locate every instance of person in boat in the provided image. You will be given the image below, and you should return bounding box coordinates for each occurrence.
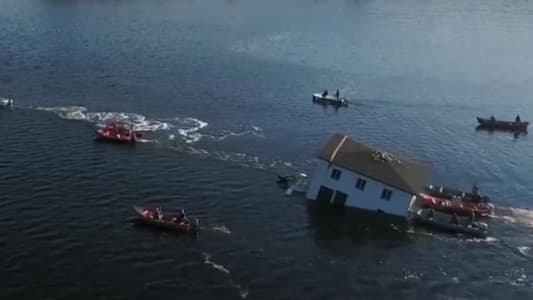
[451,213,459,225]
[180,209,189,224]
[335,89,340,99]
[107,123,116,131]
[173,209,188,224]
[471,183,479,196]
[515,114,521,123]
[490,115,496,123]
[427,208,435,219]
[468,211,476,224]
[322,90,328,97]
[156,207,163,220]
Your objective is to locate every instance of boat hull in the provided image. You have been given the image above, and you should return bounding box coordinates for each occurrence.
[412,208,488,238]
[477,117,528,132]
[133,205,198,234]
[95,127,141,144]
[424,184,491,204]
[312,94,348,107]
[418,192,493,217]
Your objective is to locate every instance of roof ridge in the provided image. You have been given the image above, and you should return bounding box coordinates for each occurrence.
[329,134,348,162]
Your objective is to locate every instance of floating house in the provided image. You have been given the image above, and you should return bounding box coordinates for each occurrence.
[306,134,432,219]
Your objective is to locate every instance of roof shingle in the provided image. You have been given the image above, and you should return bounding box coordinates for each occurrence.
[318,134,431,195]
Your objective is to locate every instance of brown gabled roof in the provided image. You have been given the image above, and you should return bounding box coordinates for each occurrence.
[318,134,431,195]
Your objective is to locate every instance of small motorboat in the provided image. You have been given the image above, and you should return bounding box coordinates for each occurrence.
[312,93,348,107]
[95,123,142,144]
[277,173,309,196]
[133,205,199,234]
[411,207,488,239]
[0,98,14,109]
[476,117,529,132]
[418,192,494,217]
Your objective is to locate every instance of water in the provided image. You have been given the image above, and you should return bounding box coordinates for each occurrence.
[2,0,533,298]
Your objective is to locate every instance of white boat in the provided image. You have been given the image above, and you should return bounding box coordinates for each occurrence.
[278,173,310,196]
[0,98,14,109]
[312,93,348,107]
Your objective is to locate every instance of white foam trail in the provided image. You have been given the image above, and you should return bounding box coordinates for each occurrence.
[200,124,265,142]
[35,106,88,113]
[233,284,249,299]
[495,207,533,227]
[202,252,230,274]
[201,252,248,298]
[170,117,208,143]
[35,105,171,131]
[518,246,531,256]
[212,225,232,235]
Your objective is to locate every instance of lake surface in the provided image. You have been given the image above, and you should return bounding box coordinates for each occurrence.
[1,0,533,299]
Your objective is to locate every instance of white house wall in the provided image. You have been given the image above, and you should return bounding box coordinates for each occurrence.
[306,159,414,218]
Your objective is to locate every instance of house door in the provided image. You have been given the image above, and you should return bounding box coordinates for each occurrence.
[332,190,347,208]
[316,186,334,205]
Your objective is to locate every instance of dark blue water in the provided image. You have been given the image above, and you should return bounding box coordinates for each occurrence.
[2,0,533,298]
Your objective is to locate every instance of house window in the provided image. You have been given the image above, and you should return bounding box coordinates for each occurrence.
[330,169,341,180]
[355,178,366,191]
[381,188,392,201]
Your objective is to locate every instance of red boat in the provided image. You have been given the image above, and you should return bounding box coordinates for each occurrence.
[418,193,494,217]
[133,205,199,234]
[95,123,142,144]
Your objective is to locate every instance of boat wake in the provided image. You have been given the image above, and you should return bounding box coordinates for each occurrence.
[202,252,230,274]
[168,123,263,144]
[34,105,263,145]
[33,105,214,144]
[493,206,533,228]
[202,252,248,298]
[211,225,232,235]
[32,105,305,175]
[34,106,171,131]
[163,117,208,143]
[517,246,531,258]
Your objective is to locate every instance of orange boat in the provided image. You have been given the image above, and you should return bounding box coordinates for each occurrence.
[418,193,494,217]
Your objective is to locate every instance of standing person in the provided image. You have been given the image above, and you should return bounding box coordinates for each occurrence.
[335,89,340,99]
[516,114,521,123]
[130,125,136,142]
[472,183,479,196]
